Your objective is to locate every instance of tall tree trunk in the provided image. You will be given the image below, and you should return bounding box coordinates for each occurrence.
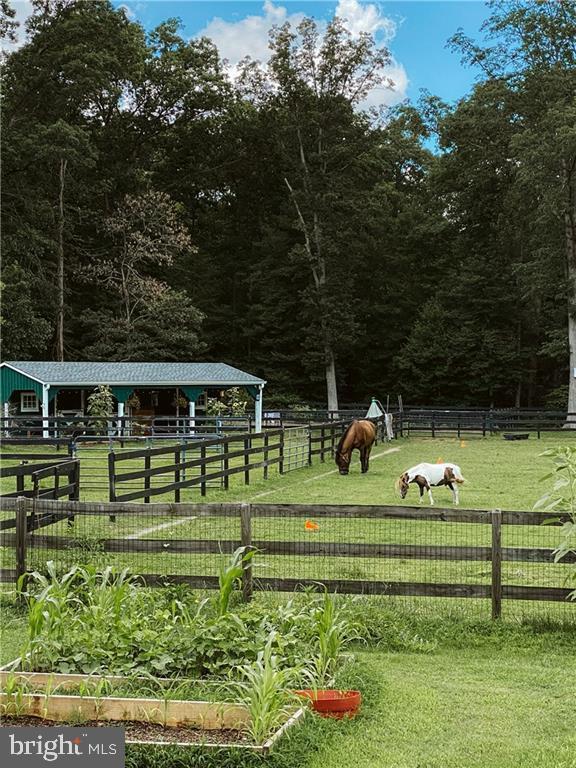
[325,343,339,412]
[565,159,576,424]
[56,157,67,361]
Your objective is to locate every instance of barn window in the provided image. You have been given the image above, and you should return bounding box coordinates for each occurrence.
[20,392,39,412]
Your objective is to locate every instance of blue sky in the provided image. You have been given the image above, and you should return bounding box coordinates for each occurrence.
[114,0,491,105]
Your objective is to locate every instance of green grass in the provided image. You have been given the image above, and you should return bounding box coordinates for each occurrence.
[4,594,574,768]
[2,433,575,767]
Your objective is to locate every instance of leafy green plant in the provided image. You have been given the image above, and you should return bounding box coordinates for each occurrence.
[217,546,255,616]
[87,385,115,433]
[536,447,576,598]
[206,387,248,416]
[307,591,357,688]
[227,632,299,745]
[1,674,31,717]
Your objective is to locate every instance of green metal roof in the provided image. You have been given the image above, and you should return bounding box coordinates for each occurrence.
[1,361,265,388]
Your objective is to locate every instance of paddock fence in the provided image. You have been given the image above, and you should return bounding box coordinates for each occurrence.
[0,421,383,502]
[394,408,576,438]
[1,498,574,622]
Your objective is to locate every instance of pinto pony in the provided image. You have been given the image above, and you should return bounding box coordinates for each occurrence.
[396,462,465,505]
[335,420,377,475]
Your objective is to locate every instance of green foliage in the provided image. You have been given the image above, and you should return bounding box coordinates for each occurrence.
[227,632,300,745]
[217,546,255,616]
[86,385,115,432]
[206,388,249,417]
[535,447,576,596]
[18,564,356,682]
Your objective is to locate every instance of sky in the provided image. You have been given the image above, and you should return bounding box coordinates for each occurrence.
[114,0,492,105]
[10,0,492,106]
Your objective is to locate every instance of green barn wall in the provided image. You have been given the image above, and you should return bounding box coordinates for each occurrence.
[0,366,43,403]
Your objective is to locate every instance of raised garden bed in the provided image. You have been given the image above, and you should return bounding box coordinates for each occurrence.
[0,665,305,753]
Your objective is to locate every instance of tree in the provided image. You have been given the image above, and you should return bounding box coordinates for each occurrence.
[82,191,205,361]
[0,264,52,358]
[238,17,393,410]
[450,0,576,414]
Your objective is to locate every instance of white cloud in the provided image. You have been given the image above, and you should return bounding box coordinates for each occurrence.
[1,0,33,53]
[197,0,408,107]
[335,0,395,40]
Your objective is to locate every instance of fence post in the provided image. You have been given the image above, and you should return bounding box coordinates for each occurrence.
[107,451,117,521]
[320,427,325,462]
[200,445,207,497]
[491,509,502,620]
[432,412,436,439]
[308,424,313,466]
[482,413,487,438]
[244,436,250,485]
[263,432,269,480]
[240,502,253,602]
[279,429,285,475]
[223,441,230,490]
[144,453,151,504]
[174,446,181,503]
[15,496,28,600]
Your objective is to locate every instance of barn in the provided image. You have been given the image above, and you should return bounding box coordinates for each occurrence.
[0,361,266,436]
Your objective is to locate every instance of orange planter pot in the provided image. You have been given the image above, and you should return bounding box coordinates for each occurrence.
[294,690,361,719]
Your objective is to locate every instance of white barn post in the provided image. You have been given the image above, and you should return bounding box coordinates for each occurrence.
[188,399,196,434]
[117,400,125,436]
[255,384,264,433]
[42,384,50,438]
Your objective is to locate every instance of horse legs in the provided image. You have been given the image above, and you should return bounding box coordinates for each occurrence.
[427,484,434,505]
[361,445,372,473]
[448,482,459,505]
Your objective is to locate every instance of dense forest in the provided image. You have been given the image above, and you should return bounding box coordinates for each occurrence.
[1,0,575,409]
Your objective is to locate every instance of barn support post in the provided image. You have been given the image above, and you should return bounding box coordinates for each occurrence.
[3,401,9,436]
[188,400,196,434]
[42,384,50,438]
[254,384,264,433]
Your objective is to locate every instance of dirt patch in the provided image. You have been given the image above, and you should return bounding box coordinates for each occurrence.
[2,717,251,746]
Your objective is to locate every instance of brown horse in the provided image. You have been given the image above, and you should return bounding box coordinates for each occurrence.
[335,420,377,475]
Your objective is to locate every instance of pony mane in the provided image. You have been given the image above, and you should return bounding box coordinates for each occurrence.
[335,421,356,455]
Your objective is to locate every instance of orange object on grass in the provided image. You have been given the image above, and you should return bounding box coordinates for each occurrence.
[436,456,444,464]
[305,520,320,531]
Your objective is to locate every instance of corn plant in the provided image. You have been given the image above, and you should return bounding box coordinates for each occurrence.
[217,546,255,616]
[308,591,357,688]
[536,447,576,598]
[1,674,30,717]
[226,633,299,745]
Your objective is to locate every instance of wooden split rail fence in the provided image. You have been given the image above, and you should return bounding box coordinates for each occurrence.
[0,499,573,620]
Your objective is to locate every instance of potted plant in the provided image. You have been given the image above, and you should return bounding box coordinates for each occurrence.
[294,592,361,718]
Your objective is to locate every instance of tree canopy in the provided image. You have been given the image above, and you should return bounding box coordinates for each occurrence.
[1,0,573,408]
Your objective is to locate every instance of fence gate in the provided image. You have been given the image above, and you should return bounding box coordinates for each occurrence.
[283,427,309,472]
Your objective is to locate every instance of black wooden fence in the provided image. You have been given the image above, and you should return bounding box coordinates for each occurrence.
[0,456,80,501]
[1,498,573,621]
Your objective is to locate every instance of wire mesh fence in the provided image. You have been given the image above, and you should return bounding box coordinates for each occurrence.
[1,498,574,624]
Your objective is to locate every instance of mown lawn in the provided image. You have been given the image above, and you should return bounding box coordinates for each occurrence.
[2,596,575,768]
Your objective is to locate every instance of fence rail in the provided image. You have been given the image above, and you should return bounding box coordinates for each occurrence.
[1,499,573,620]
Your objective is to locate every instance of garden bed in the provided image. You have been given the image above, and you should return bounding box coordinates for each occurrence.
[0,677,305,752]
[1,714,305,750]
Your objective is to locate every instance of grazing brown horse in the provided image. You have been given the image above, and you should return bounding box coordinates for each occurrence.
[335,420,377,475]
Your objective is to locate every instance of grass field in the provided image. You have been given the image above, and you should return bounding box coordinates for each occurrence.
[3,434,575,618]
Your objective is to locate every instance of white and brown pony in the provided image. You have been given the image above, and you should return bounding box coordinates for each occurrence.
[396,462,465,505]
[335,420,377,475]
